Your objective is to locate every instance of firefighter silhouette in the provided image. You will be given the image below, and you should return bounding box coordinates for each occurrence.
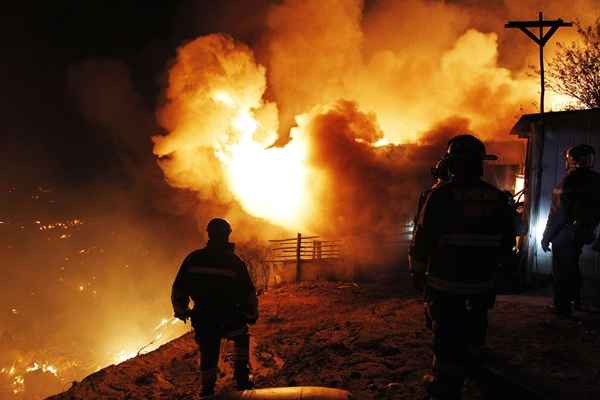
[541,144,600,316]
[171,218,258,398]
[409,135,516,400]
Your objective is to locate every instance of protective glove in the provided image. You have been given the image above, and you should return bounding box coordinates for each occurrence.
[541,238,551,253]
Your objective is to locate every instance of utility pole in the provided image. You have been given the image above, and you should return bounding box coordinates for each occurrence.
[505,12,572,117]
[505,13,572,277]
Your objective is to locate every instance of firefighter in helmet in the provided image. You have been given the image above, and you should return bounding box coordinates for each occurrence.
[409,135,515,400]
[541,144,600,316]
[171,218,258,398]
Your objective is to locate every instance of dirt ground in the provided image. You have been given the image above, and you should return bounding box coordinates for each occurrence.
[48,278,600,400]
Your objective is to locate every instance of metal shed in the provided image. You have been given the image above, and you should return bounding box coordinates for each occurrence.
[511,109,600,288]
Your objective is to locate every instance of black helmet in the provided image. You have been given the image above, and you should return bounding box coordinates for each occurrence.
[445,134,497,161]
[565,144,595,170]
[431,158,450,182]
[206,218,232,238]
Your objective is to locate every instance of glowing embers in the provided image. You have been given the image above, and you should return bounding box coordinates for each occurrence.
[1,362,59,395]
[38,219,83,232]
[25,362,58,376]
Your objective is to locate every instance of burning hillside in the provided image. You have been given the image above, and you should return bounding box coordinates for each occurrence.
[0,185,197,399]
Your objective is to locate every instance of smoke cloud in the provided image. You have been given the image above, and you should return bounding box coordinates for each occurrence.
[261,0,540,143]
[154,0,568,240]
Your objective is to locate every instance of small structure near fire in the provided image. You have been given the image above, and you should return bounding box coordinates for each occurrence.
[511,108,600,305]
[265,225,413,285]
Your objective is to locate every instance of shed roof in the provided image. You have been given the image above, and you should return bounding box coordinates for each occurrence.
[510,108,600,138]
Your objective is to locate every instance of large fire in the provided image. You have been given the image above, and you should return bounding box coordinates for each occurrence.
[152,34,313,232]
[149,2,595,236]
[210,91,311,230]
[152,30,534,234]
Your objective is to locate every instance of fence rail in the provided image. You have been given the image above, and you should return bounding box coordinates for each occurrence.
[265,224,413,264]
[266,225,413,282]
[266,233,340,263]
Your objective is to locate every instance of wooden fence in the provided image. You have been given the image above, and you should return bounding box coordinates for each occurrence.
[266,224,414,282]
[267,233,341,263]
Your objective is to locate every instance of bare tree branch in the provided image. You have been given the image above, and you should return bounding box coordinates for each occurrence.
[547,18,600,109]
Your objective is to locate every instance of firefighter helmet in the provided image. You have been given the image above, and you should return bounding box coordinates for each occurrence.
[565,144,595,170]
[445,134,497,161]
[207,218,232,238]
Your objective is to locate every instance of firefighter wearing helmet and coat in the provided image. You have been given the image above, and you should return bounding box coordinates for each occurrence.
[541,144,600,317]
[409,135,516,400]
[171,218,258,398]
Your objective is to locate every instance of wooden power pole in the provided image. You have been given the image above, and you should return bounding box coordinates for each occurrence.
[505,13,572,277]
[505,12,572,117]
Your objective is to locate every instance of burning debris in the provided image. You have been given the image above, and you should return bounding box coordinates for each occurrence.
[38,219,83,233]
[1,362,60,396]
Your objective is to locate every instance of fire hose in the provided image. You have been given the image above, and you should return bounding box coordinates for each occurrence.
[219,386,352,399]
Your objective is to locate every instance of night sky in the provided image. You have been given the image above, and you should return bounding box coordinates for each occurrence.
[1,1,272,187]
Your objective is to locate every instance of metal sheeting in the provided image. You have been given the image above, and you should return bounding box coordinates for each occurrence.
[518,110,600,278]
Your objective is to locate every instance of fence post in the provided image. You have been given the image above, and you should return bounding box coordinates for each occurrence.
[296,232,302,282]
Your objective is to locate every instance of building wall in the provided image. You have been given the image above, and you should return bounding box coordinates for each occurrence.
[531,111,600,281]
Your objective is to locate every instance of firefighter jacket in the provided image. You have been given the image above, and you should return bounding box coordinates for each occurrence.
[543,167,600,245]
[409,179,515,294]
[171,241,258,330]
[413,181,446,227]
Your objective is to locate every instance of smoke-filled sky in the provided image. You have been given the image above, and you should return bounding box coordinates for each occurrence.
[1,1,599,398]
[2,0,598,189]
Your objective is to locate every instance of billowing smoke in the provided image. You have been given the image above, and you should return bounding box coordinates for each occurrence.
[153,0,553,240]
[261,0,535,142]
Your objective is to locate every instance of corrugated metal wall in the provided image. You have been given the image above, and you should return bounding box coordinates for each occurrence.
[533,111,600,278]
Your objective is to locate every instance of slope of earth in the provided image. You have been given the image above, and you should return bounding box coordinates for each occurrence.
[48,281,600,400]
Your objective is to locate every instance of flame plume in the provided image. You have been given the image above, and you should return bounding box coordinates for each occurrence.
[153,1,595,236]
[153,35,313,232]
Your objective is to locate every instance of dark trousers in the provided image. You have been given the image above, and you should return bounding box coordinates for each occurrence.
[193,324,251,395]
[551,238,582,313]
[425,290,490,400]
